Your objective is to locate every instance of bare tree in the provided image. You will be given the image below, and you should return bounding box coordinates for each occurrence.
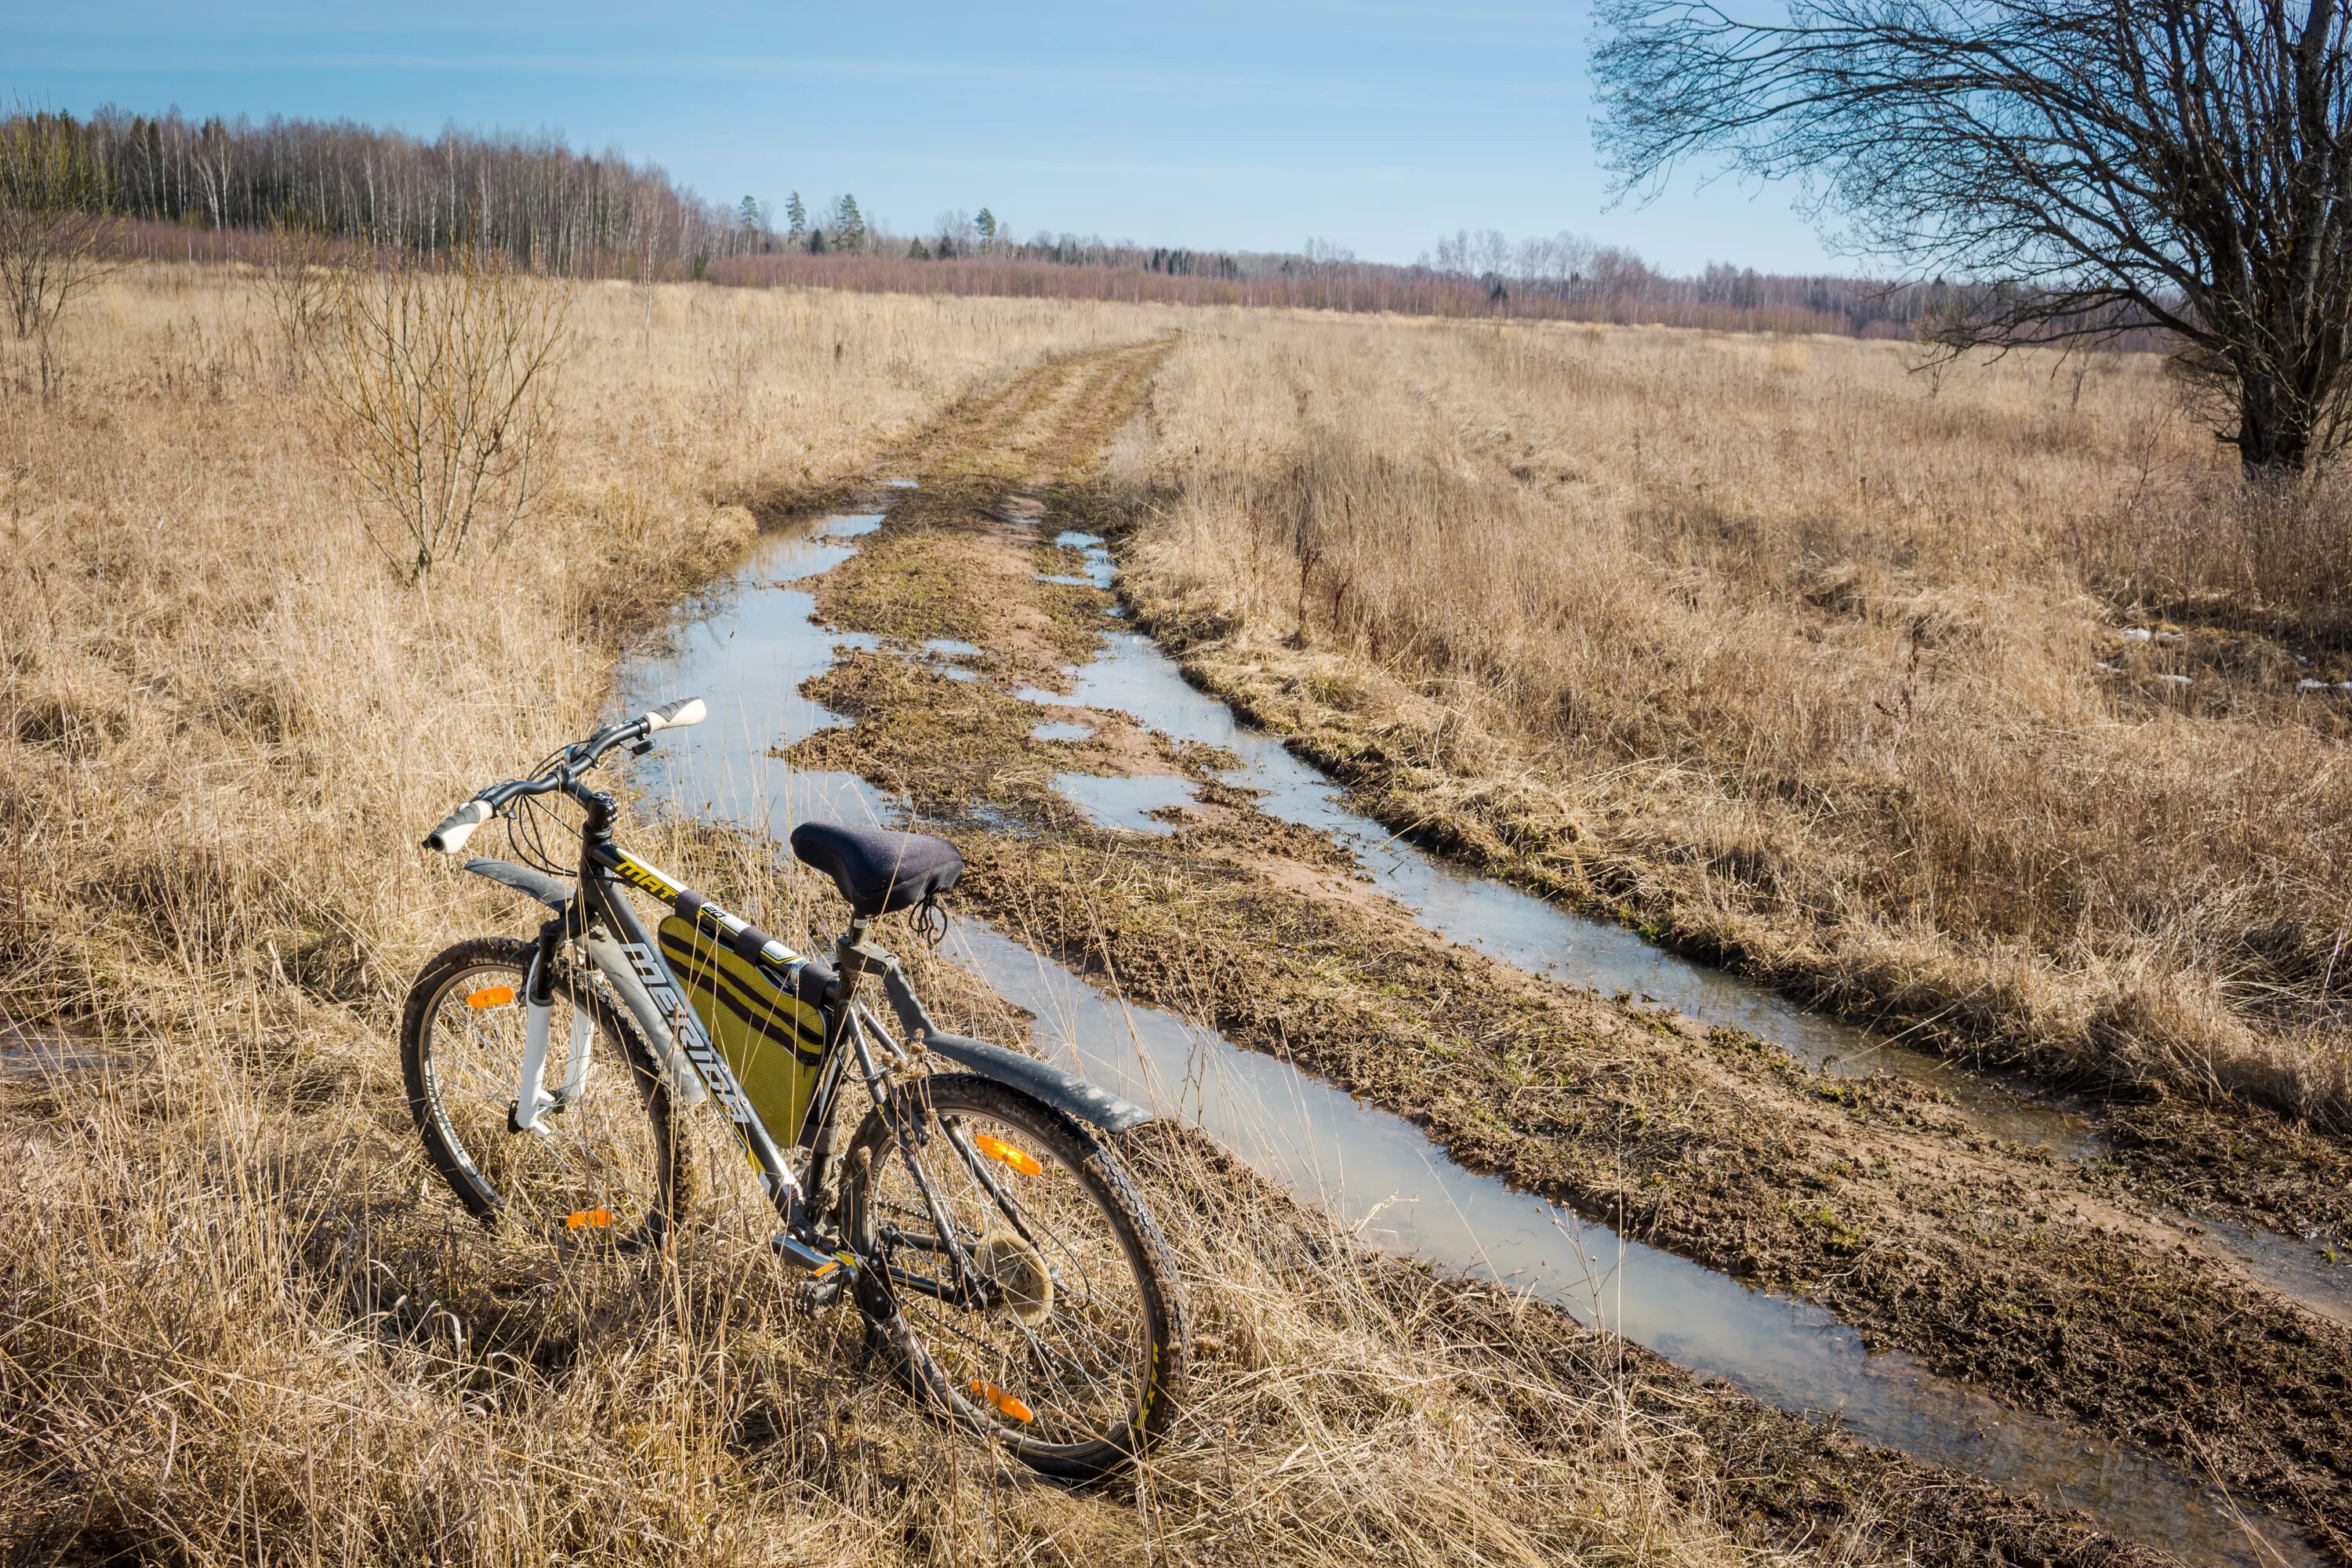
[258,215,334,381]
[0,110,119,390]
[321,245,570,579]
[1594,0,2352,476]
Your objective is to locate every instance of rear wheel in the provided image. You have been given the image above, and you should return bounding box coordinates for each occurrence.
[400,936,685,1251]
[843,1074,1185,1479]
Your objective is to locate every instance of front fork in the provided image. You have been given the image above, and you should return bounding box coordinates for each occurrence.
[510,954,597,1134]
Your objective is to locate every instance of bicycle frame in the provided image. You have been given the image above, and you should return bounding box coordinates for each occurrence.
[562,839,808,1197]
[499,814,937,1277]
[427,702,1149,1313]
[547,833,1029,1305]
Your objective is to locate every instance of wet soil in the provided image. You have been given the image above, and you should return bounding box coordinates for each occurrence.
[1128,1120,2173,1568]
[723,341,2350,1562]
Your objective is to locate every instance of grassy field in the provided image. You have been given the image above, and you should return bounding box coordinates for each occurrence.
[0,267,1869,1568]
[5,266,2342,1566]
[1111,313,2352,1131]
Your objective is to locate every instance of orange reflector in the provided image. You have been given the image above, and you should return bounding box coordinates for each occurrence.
[564,1208,616,1230]
[969,1379,1035,1423]
[464,984,516,1010]
[972,1133,1043,1178]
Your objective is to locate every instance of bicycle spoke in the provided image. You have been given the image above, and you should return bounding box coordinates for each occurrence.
[420,962,665,1240]
[867,1097,1152,1450]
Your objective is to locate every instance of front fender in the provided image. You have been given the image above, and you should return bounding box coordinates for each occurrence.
[462,858,573,913]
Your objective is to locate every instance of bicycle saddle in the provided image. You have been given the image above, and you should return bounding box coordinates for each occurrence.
[789,821,964,918]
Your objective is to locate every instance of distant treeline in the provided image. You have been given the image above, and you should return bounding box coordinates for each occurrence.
[14,107,755,278]
[717,220,1978,337]
[9,105,2105,341]
[708,250,1975,339]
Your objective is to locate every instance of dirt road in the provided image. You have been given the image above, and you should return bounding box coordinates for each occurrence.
[766,342,2349,1564]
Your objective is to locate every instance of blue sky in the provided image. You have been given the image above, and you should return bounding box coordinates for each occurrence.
[5,1,1843,274]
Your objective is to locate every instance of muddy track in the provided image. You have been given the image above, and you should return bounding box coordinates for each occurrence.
[780,341,2350,1563]
[1137,631,2352,1262]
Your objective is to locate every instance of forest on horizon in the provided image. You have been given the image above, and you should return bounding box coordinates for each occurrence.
[8,103,2034,339]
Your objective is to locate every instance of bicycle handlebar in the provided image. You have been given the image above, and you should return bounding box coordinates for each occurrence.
[423,799,494,854]
[421,695,704,854]
[641,696,706,733]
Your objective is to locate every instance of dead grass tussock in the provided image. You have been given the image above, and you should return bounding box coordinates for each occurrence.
[0,271,1776,1564]
[1111,313,2352,1127]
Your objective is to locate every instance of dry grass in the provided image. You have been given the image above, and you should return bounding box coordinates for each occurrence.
[1112,313,2352,1127]
[0,270,1795,1565]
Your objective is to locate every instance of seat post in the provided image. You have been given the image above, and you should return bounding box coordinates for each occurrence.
[828,915,875,1004]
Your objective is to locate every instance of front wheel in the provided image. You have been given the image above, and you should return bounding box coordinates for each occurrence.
[843,1073,1185,1479]
[400,936,686,1251]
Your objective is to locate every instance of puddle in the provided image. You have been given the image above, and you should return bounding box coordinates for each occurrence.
[1025,613,2352,1319]
[1036,573,1095,587]
[952,918,2318,1568]
[1022,630,2100,1159]
[0,1020,108,1077]
[1031,720,1096,743]
[1051,531,1119,589]
[884,477,920,488]
[920,638,984,684]
[1053,772,1192,834]
[612,516,897,835]
[2190,1213,2352,1329]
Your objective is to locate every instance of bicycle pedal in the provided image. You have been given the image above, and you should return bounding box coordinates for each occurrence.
[794,1272,848,1315]
[771,1231,858,1280]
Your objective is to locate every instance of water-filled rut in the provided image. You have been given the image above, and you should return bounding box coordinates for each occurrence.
[614,494,2326,1568]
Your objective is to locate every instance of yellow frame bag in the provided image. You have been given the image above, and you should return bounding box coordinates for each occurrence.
[655,915,829,1147]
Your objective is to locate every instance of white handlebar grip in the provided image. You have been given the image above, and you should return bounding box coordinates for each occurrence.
[423,799,493,854]
[643,697,706,732]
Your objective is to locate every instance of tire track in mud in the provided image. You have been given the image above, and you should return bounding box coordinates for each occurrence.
[772,339,2347,1565]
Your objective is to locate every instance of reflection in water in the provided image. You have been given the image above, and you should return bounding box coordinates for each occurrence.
[2191,1213,2352,1329]
[612,519,895,837]
[0,1022,108,1078]
[1048,531,1119,588]
[1052,771,1193,834]
[955,919,2318,1568]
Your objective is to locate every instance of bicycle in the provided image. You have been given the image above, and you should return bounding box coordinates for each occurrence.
[400,695,1185,1478]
